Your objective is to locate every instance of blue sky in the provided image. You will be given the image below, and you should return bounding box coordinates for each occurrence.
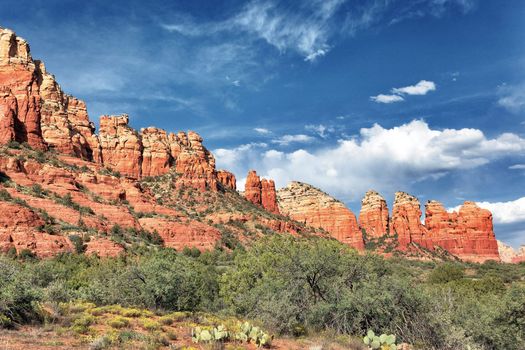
[2,0,525,247]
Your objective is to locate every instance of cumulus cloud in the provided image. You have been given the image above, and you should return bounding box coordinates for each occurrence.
[214,120,525,199]
[451,197,525,225]
[370,94,405,104]
[392,80,436,95]
[272,134,315,145]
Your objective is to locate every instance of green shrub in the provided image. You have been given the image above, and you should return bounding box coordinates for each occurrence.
[107,316,130,328]
[71,314,95,334]
[139,318,160,331]
[69,235,87,254]
[428,263,465,284]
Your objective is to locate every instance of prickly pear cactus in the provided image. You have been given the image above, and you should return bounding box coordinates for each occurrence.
[363,330,397,350]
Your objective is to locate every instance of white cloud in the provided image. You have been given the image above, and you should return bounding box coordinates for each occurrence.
[371,80,436,104]
[214,120,525,200]
[254,127,271,135]
[272,134,316,146]
[370,94,405,104]
[162,0,343,62]
[498,83,525,113]
[305,124,334,138]
[304,48,329,62]
[451,197,525,225]
[392,80,436,95]
[214,142,268,172]
[509,164,525,170]
[233,0,343,61]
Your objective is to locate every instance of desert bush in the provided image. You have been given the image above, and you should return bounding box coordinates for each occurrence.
[220,236,443,346]
[107,316,130,328]
[428,263,465,284]
[0,257,41,328]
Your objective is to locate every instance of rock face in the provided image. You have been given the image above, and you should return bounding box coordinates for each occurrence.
[359,190,389,238]
[217,170,236,190]
[244,170,279,214]
[0,28,219,189]
[172,131,217,191]
[498,241,525,263]
[0,201,73,257]
[0,29,47,150]
[449,201,499,262]
[425,200,500,262]
[390,192,427,247]
[261,179,279,214]
[355,191,501,262]
[98,115,143,178]
[277,182,364,250]
[38,62,98,158]
[244,170,262,205]
[140,127,171,178]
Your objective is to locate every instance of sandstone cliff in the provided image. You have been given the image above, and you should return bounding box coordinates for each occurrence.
[0,27,510,262]
[244,170,279,214]
[390,191,427,247]
[277,181,364,250]
[0,28,219,189]
[358,190,389,238]
[217,170,236,190]
[424,200,500,262]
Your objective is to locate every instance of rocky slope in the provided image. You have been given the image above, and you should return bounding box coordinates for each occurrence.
[0,27,510,262]
[0,27,322,257]
[277,182,364,249]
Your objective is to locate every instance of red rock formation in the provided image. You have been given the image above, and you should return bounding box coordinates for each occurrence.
[0,87,16,144]
[98,114,143,178]
[261,179,279,214]
[0,201,73,257]
[244,170,262,205]
[141,127,172,177]
[423,200,500,262]
[0,28,101,158]
[217,170,236,190]
[0,29,47,150]
[139,217,221,251]
[38,62,94,157]
[85,237,124,257]
[359,190,389,238]
[244,170,279,214]
[390,191,427,247]
[277,182,364,250]
[172,131,218,190]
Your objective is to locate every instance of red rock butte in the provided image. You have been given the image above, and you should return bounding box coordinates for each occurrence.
[244,170,280,214]
[0,27,505,262]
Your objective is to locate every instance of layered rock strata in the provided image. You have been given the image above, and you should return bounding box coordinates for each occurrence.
[358,190,389,238]
[277,182,364,249]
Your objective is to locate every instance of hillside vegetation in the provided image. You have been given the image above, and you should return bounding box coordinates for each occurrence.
[1,236,524,349]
